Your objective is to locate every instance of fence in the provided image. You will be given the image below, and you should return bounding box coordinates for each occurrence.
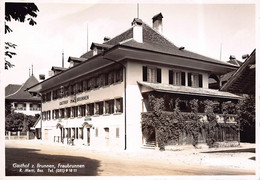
[5,131,35,140]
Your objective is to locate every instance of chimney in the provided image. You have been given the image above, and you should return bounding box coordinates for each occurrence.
[39,74,45,80]
[242,54,249,59]
[229,55,236,60]
[132,18,143,43]
[152,13,163,34]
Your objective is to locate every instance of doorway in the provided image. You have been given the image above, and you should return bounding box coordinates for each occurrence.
[104,128,109,146]
[87,128,90,146]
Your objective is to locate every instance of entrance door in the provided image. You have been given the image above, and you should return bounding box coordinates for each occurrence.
[104,128,109,146]
[87,128,90,146]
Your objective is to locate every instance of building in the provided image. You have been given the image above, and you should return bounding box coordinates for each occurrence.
[28,13,241,150]
[5,74,41,116]
[221,49,255,143]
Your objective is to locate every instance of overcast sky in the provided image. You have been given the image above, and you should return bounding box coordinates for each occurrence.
[3,2,255,87]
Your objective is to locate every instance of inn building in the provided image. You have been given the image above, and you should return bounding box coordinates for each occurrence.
[28,13,240,150]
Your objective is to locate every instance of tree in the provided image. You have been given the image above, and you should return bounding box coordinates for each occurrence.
[5,112,39,132]
[5,3,39,69]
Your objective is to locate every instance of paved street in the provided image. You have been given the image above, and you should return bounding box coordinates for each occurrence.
[5,140,255,176]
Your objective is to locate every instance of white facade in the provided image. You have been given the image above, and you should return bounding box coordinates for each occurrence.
[39,59,222,150]
[12,102,41,116]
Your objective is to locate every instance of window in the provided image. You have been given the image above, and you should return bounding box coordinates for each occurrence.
[71,84,77,95]
[115,68,123,82]
[104,73,109,85]
[169,70,185,86]
[42,94,46,102]
[105,100,114,114]
[96,76,102,88]
[30,104,38,111]
[87,103,94,116]
[79,128,83,139]
[188,73,203,88]
[64,86,69,97]
[46,92,51,101]
[108,71,115,85]
[71,106,78,117]
[78,81,83,93]
[47,111,51,120]
[83,80,88,91]
[66,107,71,118]
[42,111,46,120]
[143,66,161,83]
[88,78,96,90]
[52,110,55,119]
[55,109,59,119]
[37,104,41,111]
[116,128,120,138]
[79,105,86,117]
[95,102,103,115]
[115,98,123,113]
[53,89,58,100]
[60,108,65,118]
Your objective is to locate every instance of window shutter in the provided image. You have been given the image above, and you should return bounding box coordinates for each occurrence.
[199,74,203,87]
[181,72,186,86]
[188,73,192,86]
[143,66,147,81]
[169,70,173,84]
[157,68,161,83]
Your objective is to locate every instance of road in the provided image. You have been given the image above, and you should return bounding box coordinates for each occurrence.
[5,140,255,176]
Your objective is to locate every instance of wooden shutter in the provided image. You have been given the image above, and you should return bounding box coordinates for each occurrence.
[143,66,147,82]
[181,72,186,86]
[169,70,173,84]
[188,73,192,86]
[199,74,203,87]
[157,68,161,83]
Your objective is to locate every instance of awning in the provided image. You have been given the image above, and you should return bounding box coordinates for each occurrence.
[137,81,241,100]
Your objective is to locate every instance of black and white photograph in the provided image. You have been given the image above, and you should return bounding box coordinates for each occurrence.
[2,0,257,179]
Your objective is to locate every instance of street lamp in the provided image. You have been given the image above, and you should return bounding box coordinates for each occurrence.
[101,52,127,150]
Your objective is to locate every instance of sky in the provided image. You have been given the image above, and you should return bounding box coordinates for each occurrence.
[3,2,256,87]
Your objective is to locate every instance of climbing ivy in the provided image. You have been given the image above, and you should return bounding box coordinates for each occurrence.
[141,95,241,150]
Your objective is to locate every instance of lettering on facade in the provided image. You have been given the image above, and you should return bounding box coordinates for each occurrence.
[76,95,89,102]
[59,100,68,105]
[60,96,89,105]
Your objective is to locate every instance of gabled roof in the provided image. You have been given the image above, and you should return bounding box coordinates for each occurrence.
[28,16,238,93]
[6,75,41,102]
[221,49,255,94]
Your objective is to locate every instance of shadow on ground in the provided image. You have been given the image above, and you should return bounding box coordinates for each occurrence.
[6,147,101,176]
[201,148,255,154]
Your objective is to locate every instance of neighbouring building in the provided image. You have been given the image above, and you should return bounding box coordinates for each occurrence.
[5,74,41,116]
[28,13,241,150]
[221,49,255,143]
[5,74,41,137]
